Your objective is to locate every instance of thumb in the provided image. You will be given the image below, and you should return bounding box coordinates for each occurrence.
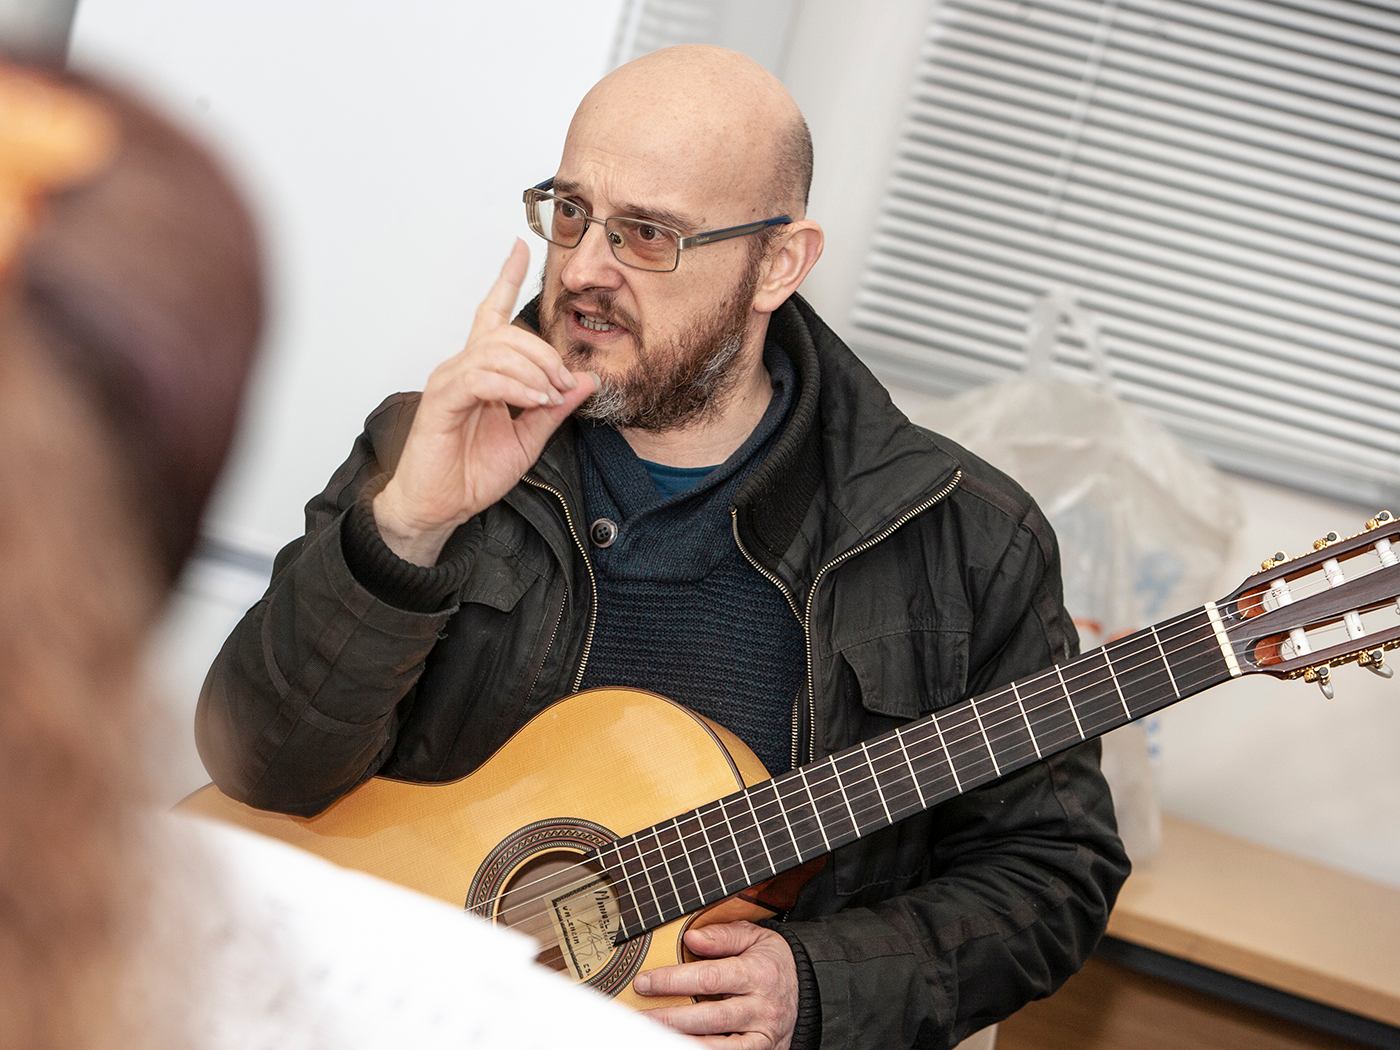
[684,920,763,958]
[511,370,598,451]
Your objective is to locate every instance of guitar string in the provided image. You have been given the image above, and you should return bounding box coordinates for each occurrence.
[494,613,1379,953]
[477,607,1226,938]
[485,622,1233,951]
[478,567,1396,940]
[487,594,1393,946]
[483,588,1393,941]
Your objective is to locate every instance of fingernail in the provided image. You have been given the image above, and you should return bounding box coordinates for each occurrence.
[634,973,651,993]
[536,392,550,406]
[550,392,564,406]
[589,371,602,388]
[558,366,577,389]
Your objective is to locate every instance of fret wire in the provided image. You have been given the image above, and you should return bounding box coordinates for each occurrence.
[860,740,894,825]
[1054,664,1086,739]
[797,765,831,853]
[772,774,804,860]
[698,806,727,890]
[715,796,751,886]
[1100,646,1133,720]
[968,697,1001,777]
[829,755,862,837]
[908,721,960,799]
[1150,624,1182,699]
[744,786,777,875]
[895,724,928,807]
[623,837,663,931]
[930,710,963,792]
[649,826,683,918]
[1010,681,1042,759]
[602,840,637,914]
[657,822,686,911]
[869,733,927,823]
[599,841,639,940]
[672,815,704,907]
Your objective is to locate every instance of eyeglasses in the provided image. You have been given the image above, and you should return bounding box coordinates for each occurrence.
[522,178,791,273]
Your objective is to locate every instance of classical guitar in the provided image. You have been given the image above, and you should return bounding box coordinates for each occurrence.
[181,512,1400,1009]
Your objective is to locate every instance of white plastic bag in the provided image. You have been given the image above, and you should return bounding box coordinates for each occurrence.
[911,288,1241,861]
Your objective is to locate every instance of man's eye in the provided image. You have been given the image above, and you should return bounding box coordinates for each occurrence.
[636,224,659,241]
[559,202,582,219]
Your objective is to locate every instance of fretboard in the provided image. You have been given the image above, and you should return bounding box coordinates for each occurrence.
[602,604,1234,941]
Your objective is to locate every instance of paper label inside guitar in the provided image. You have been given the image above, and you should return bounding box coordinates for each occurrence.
[546,875,622,981]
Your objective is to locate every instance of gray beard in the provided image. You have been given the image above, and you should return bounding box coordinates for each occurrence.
[573,326,746,432]
[540,260,759,433]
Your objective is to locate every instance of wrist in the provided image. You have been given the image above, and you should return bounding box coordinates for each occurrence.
[372,487,458,566]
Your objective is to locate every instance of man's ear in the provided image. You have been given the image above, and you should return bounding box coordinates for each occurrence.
[752,220,824,314]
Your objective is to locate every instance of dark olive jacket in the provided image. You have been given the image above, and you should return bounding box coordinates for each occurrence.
[196,294,1129,1050]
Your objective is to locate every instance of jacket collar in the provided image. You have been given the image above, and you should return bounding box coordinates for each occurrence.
[512,293,962,575]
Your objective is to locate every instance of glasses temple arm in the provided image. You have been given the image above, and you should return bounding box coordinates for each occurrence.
[678,215,792,250]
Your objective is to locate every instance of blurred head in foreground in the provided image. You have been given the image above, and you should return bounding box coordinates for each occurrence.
[0,60,261,1047]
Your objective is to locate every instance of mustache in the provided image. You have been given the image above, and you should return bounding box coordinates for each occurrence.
[554,290,640,334]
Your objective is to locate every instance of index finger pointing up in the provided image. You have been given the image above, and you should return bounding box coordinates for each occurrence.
[471,238,531,338]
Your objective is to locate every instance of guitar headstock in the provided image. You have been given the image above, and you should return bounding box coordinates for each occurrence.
[1216,511,1400,698]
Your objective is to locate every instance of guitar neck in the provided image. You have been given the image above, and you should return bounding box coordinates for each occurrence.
[604,604,1235,940]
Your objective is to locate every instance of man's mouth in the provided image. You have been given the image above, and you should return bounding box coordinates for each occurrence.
[576,312,619,333]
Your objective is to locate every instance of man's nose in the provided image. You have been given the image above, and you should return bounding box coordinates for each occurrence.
[559,221,625,293]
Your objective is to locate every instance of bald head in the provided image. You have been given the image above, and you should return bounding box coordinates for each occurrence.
[565,46,812,221]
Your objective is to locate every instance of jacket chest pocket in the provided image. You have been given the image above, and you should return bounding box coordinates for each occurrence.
[405,538,552,779]
[823,619,972,900]
[823,614,972,752]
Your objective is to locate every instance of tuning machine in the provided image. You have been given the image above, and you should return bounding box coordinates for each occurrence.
[1260,550,1290,572]
[1359,649,1394,680]
[1313,530,1341,551]
[1303,664,1335,700]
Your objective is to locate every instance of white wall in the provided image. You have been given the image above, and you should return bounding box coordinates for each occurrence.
[76,0,1400,889]
[71,0,625,557]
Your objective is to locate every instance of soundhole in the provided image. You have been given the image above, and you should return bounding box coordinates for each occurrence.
[464,818,648,997]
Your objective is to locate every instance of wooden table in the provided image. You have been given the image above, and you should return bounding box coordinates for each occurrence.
[999,815,1400,1049]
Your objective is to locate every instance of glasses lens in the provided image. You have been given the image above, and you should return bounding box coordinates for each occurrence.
[528,192,587,247]
[607,217,679,272]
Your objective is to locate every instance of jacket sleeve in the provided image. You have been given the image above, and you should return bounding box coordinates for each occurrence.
[194,394,472,816]
[782,502,1131,1050]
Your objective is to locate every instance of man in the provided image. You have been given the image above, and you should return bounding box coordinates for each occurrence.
[197,45,1128,1050]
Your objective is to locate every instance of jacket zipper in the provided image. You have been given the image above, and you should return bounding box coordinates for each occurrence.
[522,473,598,692]
[732,468,963,769]
[730,513,805,769]
[525,582,568,703]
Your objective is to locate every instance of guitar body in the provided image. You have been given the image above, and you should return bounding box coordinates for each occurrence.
[180,687,808,1009]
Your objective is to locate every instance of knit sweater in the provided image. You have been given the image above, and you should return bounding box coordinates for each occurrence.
[576,346,803,776]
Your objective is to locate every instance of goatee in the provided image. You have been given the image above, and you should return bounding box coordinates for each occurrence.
[540,255,760,433]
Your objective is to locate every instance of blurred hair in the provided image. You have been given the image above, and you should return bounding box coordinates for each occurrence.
[17,66,263,581]
[0,64,261,1048]
[0,343,156,1049]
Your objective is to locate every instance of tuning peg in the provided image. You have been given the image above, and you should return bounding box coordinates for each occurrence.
[1304,664,1335,700]
[1260,550,1289,571]
[1361,649,1395,680]
[1313,531,1341,551]
[1366,510,1395,530]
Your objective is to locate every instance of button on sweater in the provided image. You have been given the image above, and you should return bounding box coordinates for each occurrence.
[576,347,804,776]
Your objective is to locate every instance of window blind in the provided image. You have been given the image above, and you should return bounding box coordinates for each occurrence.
[850,0,1400,507]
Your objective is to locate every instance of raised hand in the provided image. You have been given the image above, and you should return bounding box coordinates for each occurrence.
[373,240,596,565]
